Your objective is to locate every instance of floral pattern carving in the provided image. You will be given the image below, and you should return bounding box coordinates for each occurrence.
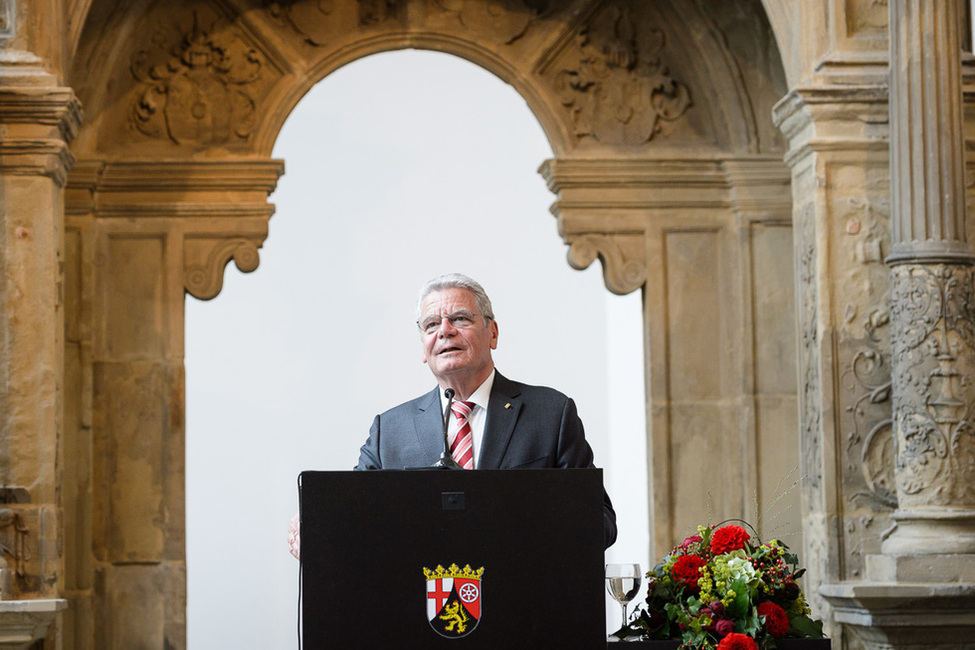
[890,264,975,505]
[844,339,896,509]
[554,3,690,146]
[131,12,264,146]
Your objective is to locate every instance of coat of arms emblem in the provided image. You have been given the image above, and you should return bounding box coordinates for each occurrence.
[424,563,484,638]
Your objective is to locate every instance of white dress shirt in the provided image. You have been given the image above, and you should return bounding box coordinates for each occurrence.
[438,369,496,469]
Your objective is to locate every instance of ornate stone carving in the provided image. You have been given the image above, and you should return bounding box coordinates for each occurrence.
[553,3,690,146]
[0,0,15,39]
[266,0,404,46]
[0,508,29,582]
[566,233,645,295]
[184,237,261,301]
[796,204,822,494]
[890,263,975,506]
[844,339,897,510]
[131,12,265,146]
[432,0,547,44]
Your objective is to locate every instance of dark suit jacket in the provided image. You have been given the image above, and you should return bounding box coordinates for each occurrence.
[356,371,618,548]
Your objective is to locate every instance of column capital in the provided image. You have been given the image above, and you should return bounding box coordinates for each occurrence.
[0,53,82,186]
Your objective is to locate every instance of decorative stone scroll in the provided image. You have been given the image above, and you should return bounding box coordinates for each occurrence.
[551,3,691,146]
[131,12,266,146]
[184,237,262,300]
[889,264,975,506]
[566,232,646,295]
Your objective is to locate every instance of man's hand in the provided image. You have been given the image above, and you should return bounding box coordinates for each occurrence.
[288,512,300,560]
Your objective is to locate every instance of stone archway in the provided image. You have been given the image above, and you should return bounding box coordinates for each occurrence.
[60,1,792,647]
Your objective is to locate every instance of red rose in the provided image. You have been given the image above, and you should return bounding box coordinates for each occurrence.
[671,554,706,590]
[679,534,703,551]
[710,525,750,555]
[757,601,790,638]
[717,632,759,650]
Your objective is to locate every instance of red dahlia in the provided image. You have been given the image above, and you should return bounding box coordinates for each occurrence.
[709,525,751,555]
[671,554,706,590]
[717,632,759,650]
[757,601,790,638]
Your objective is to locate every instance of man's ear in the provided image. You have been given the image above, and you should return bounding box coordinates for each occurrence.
[490,320,499,350]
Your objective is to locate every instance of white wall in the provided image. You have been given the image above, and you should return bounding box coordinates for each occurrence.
[185,50,647,648]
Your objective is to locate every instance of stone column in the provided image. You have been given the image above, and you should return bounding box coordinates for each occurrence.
[0,46,80,605]
[819,2,975,648]
[61,159,282,650]
[884,0,975,556]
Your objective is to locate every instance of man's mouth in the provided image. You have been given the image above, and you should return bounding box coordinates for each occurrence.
[438,346,462,355]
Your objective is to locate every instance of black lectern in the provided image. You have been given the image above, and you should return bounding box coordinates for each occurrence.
[299,469,605,649]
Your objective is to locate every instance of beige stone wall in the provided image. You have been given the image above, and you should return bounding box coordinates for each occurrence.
[5,0,974,648]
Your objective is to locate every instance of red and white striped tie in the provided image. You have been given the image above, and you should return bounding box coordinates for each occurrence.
[450,400,475,470]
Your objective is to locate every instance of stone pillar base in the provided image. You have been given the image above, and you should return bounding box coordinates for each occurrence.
[882,509,975,556]
[820,582,975,649]
[0,599,66,650]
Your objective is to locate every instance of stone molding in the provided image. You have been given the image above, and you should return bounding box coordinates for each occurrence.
[66,160,284,301]
[0,85,81,185]
[540,155,790,295]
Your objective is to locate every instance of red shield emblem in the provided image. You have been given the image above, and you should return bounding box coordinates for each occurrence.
[424,563,483,638]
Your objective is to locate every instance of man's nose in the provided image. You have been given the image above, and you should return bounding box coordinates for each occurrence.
[438,317,458,335]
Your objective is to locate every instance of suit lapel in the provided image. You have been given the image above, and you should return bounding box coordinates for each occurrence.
[413,385,446,463]
[478,371,522,470]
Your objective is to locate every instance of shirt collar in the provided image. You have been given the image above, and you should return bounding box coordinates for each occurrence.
[439,368,496,412]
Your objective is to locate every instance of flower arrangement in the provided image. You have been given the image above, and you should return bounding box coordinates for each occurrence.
[616,522,825,649]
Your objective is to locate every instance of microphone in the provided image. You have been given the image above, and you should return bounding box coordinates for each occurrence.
[431,388,463,470]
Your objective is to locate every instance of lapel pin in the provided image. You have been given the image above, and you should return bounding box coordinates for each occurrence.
[505,403,511,409]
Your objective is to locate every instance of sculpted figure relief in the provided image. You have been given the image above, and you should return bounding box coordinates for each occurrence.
[131,12,264,146]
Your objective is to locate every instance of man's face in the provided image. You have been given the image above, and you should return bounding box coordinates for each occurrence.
[419,287,498,386]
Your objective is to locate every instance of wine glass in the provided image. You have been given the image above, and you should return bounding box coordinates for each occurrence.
[605,563,642,640]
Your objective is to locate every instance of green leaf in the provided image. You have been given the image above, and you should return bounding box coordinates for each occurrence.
[788,614,825,638]
[725,579,751,619]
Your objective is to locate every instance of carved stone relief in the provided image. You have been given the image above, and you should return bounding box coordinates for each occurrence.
[796,203,823,497]
[566,232,646,295]
[846,0,888,36]
[0,508,29,584]
[0,0,14,39]
[890,263,975,507]
[432,0,547,44]
[131,12,267,147]
[549,2,691,147]
[184,237,262,301]
[265,0,405,47]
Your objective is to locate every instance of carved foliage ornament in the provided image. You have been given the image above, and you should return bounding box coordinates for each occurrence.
[555,3,691,147]
[890,264,975,505]
[434,0,548,44]
[796,203,823,494]
[131,12,264,146]
[265,0,404,47]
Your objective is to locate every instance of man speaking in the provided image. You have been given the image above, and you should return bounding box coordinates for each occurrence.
[289,273,617,555]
